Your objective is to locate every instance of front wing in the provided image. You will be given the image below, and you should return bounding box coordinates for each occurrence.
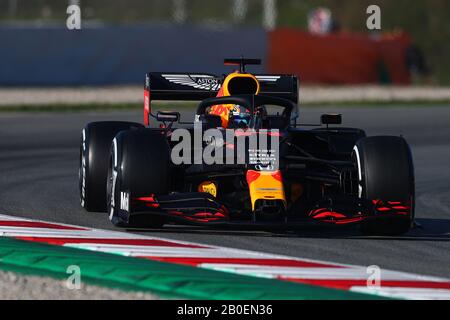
[129,192,412,228]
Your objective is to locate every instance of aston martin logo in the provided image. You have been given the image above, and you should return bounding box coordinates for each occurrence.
[162,74,221,91]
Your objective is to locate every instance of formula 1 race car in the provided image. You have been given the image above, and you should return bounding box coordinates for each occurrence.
[79,58,415,235]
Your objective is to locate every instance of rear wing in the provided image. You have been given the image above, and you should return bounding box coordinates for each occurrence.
[144,72,299,125]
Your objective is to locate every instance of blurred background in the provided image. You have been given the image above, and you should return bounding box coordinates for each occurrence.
[0,0,448,86]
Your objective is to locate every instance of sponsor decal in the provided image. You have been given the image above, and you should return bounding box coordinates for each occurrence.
[80,129,87,207]
[120,192,129,212]
[162,74,221,91]
[198,181,218,198]
[109,138,119,220]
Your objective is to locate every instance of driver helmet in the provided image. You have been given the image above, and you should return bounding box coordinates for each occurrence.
[230,105,251,128]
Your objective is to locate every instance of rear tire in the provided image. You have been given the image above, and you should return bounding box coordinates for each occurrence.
[79,121,144,212]
[353,136,415,236]
[107,129,170,228]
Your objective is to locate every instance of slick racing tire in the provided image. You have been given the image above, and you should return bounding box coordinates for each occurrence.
[107,129,170,228]
[353,136,415,236]
[79,121,144,212]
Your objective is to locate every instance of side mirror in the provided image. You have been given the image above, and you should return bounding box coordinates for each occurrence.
[321,114,342,125]
[156,111,180,122]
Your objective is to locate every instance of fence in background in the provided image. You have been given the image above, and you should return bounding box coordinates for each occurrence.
[0,25,412,86]
[0,25,267,86]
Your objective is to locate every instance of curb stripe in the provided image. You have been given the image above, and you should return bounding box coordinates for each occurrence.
[284,279,450,290]
[0,220,85,230]
[0,214,449,299]
[144,257,339,268]
[16,236,207,248]
[199,266,434,281]
[351,287,450,300]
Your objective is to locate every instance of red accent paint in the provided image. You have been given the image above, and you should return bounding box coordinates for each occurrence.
[136,196,156,202]
[271,171,283,182]
[168,209,228,222]
[144,88,150,126]
[16,237,208,248]
[0,220,86,230]
[372,199,412,216]
[392,206,410,210]
[140,257,341,268]
[193,212,216,217]
[332,217,364,224]
[145,204,160,208]
[184,217,210,222]
[168,211,184,216]
[135,196,159,208]
[246,170,261,185]
[307,209,366,224]
[311,211,347,219]
[282,278,450,291]
[216,85,225,98]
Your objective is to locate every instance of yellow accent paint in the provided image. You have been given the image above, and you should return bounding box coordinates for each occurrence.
[209,73,260,128]
[248,172,286,211]
[221,72,261,96]
[198,181,218,198]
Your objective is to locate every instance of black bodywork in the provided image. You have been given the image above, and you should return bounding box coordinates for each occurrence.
[81,59,414,235]
[133,94,410,229]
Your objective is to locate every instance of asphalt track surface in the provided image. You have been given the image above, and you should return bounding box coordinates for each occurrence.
[0,106,449,279]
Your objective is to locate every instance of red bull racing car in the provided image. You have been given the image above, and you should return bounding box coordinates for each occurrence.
[79,58,415,235]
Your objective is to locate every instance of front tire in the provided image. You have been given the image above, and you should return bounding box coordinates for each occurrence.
[353,136,415,236]
[107,129,171,228]
[79,121,143,212]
